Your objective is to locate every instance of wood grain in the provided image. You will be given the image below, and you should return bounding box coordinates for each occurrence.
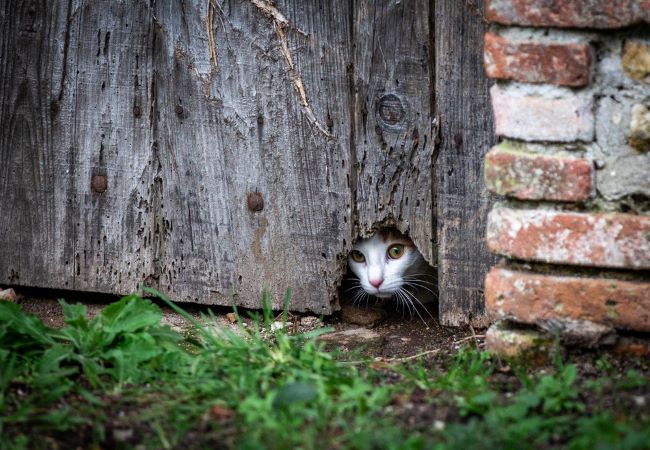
[434,0,497,326]
[1,1,74,289]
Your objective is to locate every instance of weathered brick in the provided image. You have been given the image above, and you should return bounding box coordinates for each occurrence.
[485,320,553,364]
[484,143,594,201]
[490,84,594,142]
[622,40,650,81]
[487,208,650,269]
[485,0,650,29]
[485,268,650,332]
[484,33,592,87]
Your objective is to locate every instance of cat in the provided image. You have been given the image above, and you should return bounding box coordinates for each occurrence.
[343,228,437,324]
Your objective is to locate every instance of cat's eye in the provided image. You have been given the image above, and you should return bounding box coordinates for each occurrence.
[387,244,405,259]
[350,250,365,263]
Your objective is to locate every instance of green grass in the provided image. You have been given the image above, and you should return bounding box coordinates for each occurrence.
[0,290,648,450]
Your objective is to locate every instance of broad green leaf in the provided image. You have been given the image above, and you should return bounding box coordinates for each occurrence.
[97,295,162,337]
[0,301,56,348]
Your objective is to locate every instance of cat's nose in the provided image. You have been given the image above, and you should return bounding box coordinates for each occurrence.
[369,278,383,288]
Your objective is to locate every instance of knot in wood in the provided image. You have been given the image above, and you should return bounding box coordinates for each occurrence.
[377,94,405,127]
[247,191,264,212]
[91,174,108,194]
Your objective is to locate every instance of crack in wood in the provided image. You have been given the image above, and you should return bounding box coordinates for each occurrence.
[249,0,333,139]
[205,0,218,71]
[58,0,73,101]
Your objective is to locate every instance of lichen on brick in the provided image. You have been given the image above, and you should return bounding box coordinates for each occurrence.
[485,142,594,201]
[621,40,650,81]
[629,103,650,152]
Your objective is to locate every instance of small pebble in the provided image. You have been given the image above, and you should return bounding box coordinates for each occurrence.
[271,321,291,332]
[300,316,319,327]
[113,428,134,442]
[0,288,17,302]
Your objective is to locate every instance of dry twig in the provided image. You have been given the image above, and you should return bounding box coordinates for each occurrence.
[248,0,333,139]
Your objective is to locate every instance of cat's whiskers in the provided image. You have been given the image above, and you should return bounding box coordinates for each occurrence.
[403,278,436,287]
[394,293,404,314]
[350,286,367,307]
[401,280,439,297]
[395,289,413,319]
[401,276,438,287]
[395,290,407,315]
[399,287,433,327]
[343,283,363,294]
[397,288,418,321]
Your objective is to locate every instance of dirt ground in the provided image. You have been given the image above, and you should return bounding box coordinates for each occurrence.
[4,285,648,387]
[10,286,475,360]
[9,286,650,364]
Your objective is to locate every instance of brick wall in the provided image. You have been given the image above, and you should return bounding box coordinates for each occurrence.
[482,0,650,356]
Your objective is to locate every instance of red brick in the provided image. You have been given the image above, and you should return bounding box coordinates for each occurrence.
[484,144,594,201]
[484,33,592,87]
[485,0,650,29]
[490,85,594,142]
[485,268,650,332]
[487,208,650,269]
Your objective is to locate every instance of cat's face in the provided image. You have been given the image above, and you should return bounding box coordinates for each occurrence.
[348,231,421,299]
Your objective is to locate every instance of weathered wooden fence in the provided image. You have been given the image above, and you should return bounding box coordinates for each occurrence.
[0,0,495,325]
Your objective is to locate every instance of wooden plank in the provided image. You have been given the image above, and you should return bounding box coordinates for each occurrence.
[351,0,435,263]
[66,1,157,295]
[0,1,156,293]
[434,0,498,326]
[0,0,354,314]
[0,1,73,289]
[149,0,353,312]
[0,1,100,288]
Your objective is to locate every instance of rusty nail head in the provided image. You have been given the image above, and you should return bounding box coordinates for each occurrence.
[247,191,264,212]
[375,125,382,136]
[175,105,184,116]
[91,174,108,194]
[133,105,141,117]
